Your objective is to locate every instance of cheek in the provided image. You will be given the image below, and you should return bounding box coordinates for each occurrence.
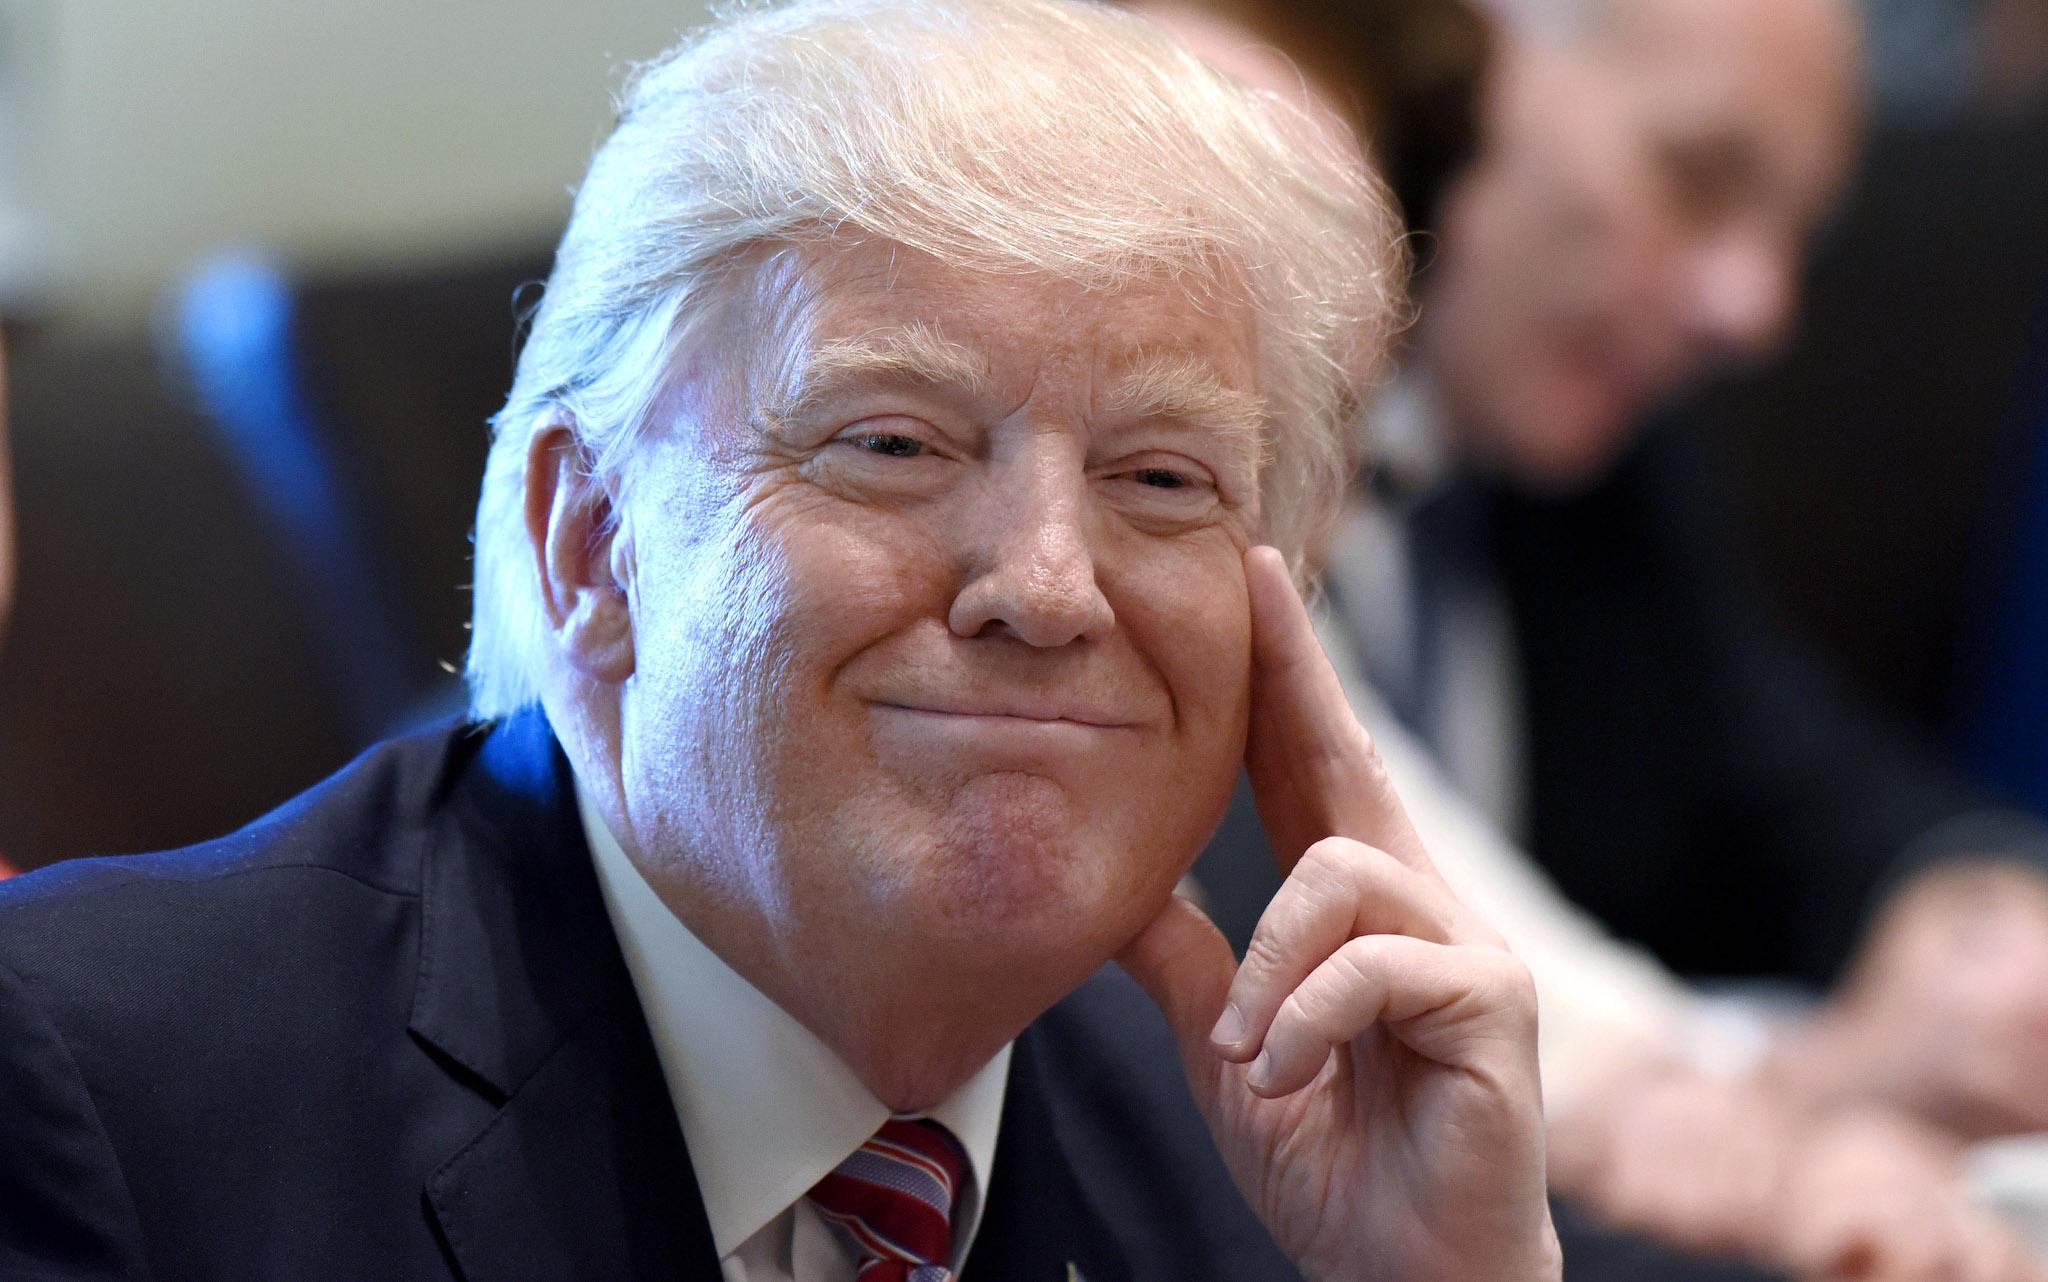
[1114,539,1252,754]
[634,482,960,751]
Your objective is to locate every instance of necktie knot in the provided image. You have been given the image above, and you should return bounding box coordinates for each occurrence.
[805,1117,969,1282]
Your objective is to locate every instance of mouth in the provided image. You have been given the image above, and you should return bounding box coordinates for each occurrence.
[872,700,1137,731]
[866,701,1142,769]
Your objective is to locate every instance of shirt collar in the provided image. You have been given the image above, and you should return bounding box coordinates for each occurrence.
[576,780,1011,1264]
[1364,369,1455,504]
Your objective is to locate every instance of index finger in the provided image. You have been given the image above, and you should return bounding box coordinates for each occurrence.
[1244,544,1433,874]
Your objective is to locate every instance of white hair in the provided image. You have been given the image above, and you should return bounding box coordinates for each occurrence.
[467,0,1404,718]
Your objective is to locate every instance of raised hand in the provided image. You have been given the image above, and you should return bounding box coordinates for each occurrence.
[1119,546,1559,1282]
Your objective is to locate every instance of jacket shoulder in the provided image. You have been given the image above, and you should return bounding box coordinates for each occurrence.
[0,720,483,1030]
[0,719,478,922]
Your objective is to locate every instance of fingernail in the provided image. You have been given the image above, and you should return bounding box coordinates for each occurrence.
[1247,1050,1272,1092]
[1209,1003,1245,1048]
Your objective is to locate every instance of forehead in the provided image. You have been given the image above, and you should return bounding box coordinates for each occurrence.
[738,238,1263,395]
[1598,0,1860,171]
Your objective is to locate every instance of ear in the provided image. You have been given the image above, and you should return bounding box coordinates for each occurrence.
[524,419,635,685]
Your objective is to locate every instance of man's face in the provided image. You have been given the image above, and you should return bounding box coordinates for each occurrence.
[609,239,1259,1008]
[1419,0,1861,488]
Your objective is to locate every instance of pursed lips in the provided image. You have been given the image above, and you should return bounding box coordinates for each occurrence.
[871,697,1139,730]
[865,699,1142,768]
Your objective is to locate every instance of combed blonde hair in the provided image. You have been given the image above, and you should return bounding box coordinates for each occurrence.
[467,0,1404,718]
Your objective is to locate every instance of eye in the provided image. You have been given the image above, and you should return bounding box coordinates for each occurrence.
[851,432,925,458]
[1133,466,1192,489]
[1653,134,1755,222]
[810,420,953,497]
[1100,454,1224,529]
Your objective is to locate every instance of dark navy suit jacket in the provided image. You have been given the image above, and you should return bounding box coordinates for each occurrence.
[0,710,1298,1281]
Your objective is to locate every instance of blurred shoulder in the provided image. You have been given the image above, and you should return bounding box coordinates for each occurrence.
[0,718,480,980]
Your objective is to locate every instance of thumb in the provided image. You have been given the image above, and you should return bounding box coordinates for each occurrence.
[1117,892,1239,1100]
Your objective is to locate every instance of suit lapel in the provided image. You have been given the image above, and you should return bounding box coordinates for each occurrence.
[422,997,717,1280]
[967,1028,1133,1282]
[407,710,719,1281]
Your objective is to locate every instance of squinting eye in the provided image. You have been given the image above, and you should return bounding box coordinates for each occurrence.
[1133,467,1190,489]
[854,433,925,458]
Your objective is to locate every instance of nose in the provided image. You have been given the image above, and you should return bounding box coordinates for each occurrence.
[1682,228,1798,362]
[947,442,1115,647]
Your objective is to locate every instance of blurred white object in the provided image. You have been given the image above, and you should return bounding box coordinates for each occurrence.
[1967,1134,2048,1254]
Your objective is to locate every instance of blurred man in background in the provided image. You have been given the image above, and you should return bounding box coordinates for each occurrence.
[1348,0,2048,1261]
[0,330,10,645]
[1383,0,2048,1130]
[1165,0,2048,1274]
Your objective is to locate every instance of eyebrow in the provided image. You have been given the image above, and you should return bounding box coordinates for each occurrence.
[1102,350,1269,467]
[755,322,994,430]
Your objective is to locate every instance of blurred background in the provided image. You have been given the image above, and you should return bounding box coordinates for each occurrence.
[0,0,712,861]
[0,0,2043,880]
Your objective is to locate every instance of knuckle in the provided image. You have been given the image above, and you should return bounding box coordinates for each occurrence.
[1239,926,1291,982]
[1298,835,1360,883]
[1475,948,1540,1029]
[1272,986,1323,1041]
[1329,935,1398,1000]
[1294,946,1384,1032]
[1300,835,1401,902]
[1492,951,1538,1005]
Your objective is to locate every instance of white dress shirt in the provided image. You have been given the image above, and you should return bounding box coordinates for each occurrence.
[579,784,1011,1282]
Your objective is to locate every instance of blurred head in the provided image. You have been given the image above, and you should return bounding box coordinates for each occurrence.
[467,0,1402,1092]
[1128,0,1494,241]
[1418,0,1863,488]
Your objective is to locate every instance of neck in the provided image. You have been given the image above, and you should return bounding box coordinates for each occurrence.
[685,903,1056,1112]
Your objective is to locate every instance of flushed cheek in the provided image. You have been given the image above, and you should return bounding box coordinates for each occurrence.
[1122,551,1253,729]
[1102,553,1252,842]
[704,496,961,787]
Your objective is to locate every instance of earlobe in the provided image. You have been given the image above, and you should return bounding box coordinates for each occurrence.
[524,420,636,686]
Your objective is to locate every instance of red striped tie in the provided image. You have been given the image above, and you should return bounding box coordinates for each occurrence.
[805,1118,970,1282]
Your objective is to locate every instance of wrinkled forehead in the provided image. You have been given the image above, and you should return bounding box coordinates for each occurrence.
[703,236,1268,420]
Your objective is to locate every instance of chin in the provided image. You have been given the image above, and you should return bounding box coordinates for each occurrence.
[900,776,1171,954]
[1498,398,1640,494]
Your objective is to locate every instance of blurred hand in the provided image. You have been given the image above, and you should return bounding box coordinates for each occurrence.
[1551,1069,2047,1282]
[1784,862,2048,1139]
[1776,1108,2044,1282]
[1548,1067,1793,1255]
[1119,547,1559,1282]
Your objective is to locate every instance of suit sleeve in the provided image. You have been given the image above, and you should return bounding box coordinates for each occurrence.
[0,958,151,1280]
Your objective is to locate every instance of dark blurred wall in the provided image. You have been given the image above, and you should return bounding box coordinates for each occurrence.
[0,329,361,860]
[0,251,544,866]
